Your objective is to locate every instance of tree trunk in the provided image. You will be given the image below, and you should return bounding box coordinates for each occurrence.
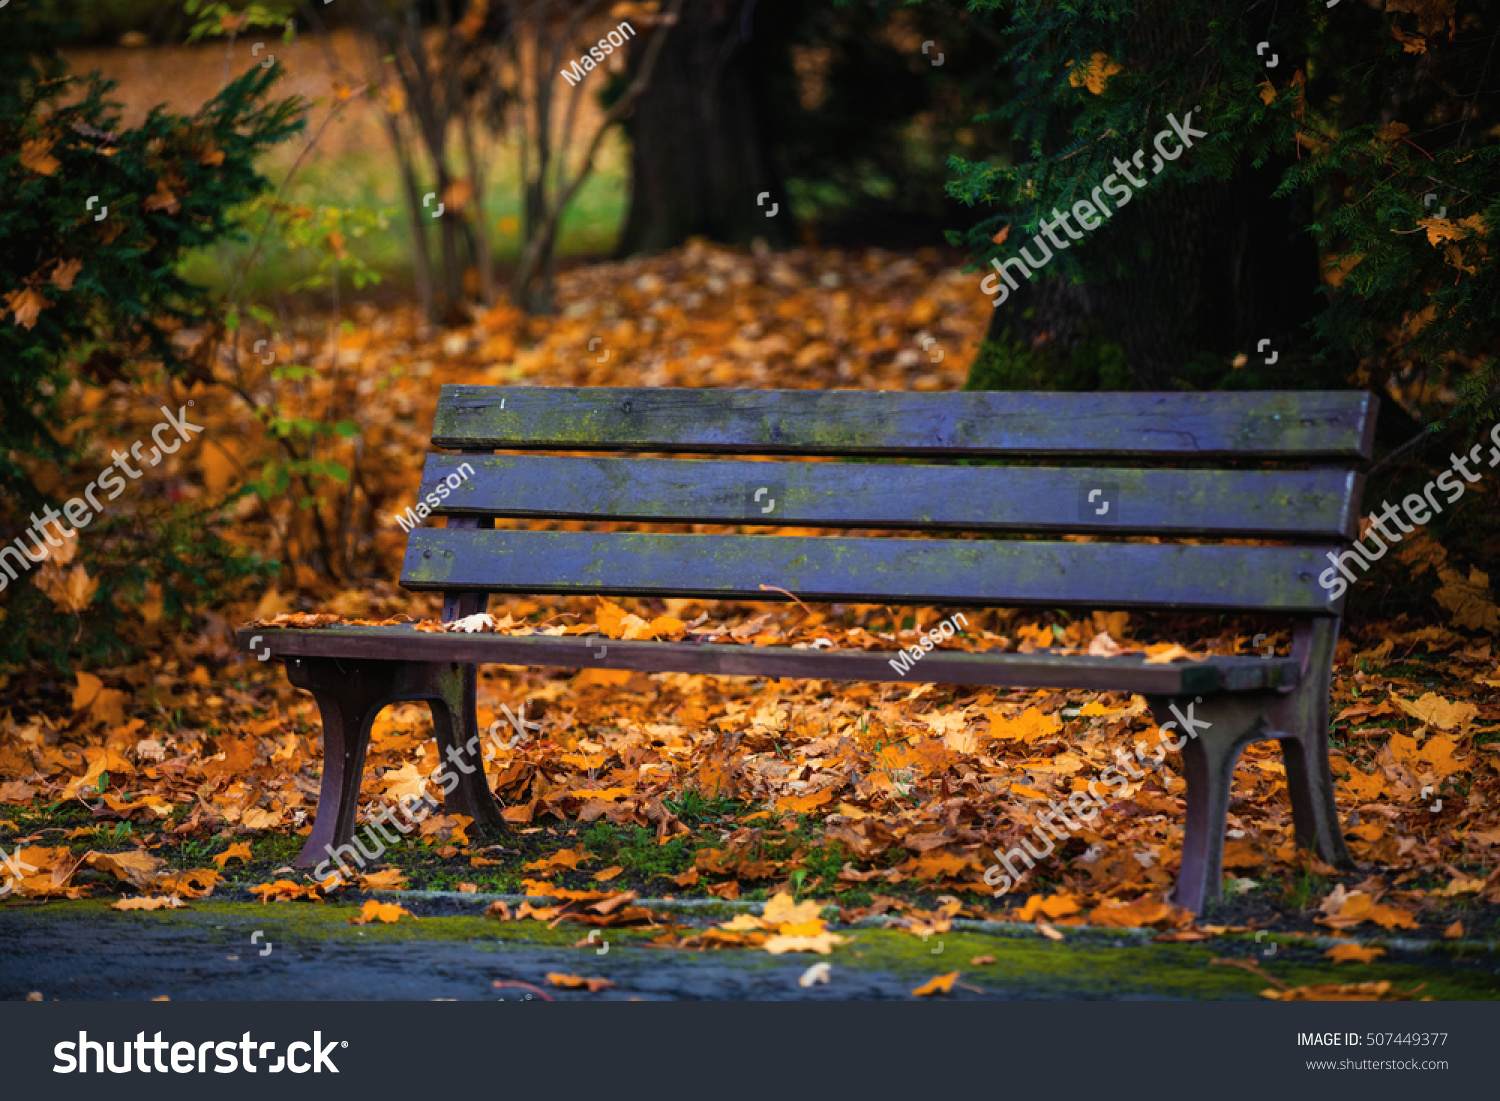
[617,0,792,254]
[981,160,1325,390]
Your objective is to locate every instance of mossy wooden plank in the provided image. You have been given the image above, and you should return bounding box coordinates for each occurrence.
[400,529,1342,613]
[431,386,1377,458]
[418,453,1361,538]
[233,626,1302,694]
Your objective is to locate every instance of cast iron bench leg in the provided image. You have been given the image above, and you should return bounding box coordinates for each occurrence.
[1150,618,1353,913]
[288,658,390,870]
[1148,695,1268,914]
[426,661,507,830]
[288,658,504,869]
[1275,619,1354,870]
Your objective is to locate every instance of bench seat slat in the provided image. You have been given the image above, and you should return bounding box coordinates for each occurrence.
[418,454,1362,538]
[402,529,1342,613]
[432,386,1378,458]
[232,626,1301,694]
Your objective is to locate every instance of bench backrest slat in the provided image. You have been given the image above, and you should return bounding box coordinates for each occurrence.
[432,386,1378,459]
[404,529,1342,614]
[417,453,1363,539]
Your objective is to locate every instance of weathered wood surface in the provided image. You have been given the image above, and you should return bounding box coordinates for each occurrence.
[234,626,1301,694]
[417,453,1363,538]
[401,529,1342,613]
[432,386,1379,458]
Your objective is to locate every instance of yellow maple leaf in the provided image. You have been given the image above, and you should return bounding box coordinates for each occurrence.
[1390,691,1477,731]
[144,179,181,214]
[595,596,630,638]
[763,892,824,927]
[764,932,847,955]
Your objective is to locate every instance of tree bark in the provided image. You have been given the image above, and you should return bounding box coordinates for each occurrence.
[617,0,792,255]
[983,160,1324,389]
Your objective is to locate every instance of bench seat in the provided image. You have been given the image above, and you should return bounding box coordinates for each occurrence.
[235,623,1303,693]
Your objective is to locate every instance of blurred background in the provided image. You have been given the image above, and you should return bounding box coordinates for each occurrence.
[3,0,1498,676]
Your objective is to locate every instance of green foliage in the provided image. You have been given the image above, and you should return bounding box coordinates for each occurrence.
[947,0,1499,424]
[183,0,292,44]
[1,24,304,506]
[0,4,303,669]
[964,327,1132,393]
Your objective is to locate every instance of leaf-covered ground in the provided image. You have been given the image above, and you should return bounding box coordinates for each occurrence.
[5,240,1500,999]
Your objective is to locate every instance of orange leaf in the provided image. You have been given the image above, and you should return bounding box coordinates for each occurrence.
[1066,52,1123,95]
[112,896,186,911]
[348,900,416,925]
[775,788,836,814]
[1087,896,1188,929]
[546,972,615,992]
[19,138,60,176]
[250,879,324,903]
[911,971,960,997]
[356,868,408,890]
[523,847,591,873]
[1325,942,1386,964]
[49,259,83,291]
[5,287,53,329]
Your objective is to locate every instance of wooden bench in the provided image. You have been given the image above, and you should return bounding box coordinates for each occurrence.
[236,385,1377,912]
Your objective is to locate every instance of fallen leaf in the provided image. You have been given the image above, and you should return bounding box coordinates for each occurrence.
[911,971,960,997]
[112,896,186,911]
[798,962,832,987]
[546,972,615,992]
[1325,942,1387,964]
[212,841,253,869]
[85,849,164,889]
[348,900,416,925]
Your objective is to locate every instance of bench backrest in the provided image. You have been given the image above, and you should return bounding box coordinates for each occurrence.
[403,386,1376,617]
